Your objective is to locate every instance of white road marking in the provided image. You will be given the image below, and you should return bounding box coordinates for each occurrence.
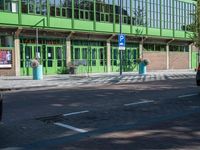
[124,100,154,106]
[54,122,87,133]
[63,110,89,117]
[178,93,198,98]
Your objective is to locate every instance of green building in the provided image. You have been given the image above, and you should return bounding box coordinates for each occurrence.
[0,0,197,76]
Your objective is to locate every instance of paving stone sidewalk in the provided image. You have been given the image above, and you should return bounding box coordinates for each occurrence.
[0,70,196,90]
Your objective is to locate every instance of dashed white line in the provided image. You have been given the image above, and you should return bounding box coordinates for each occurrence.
[124,100,154,106]
[54,122,87,133]
[63,110,89,117]
[178,93,198,98]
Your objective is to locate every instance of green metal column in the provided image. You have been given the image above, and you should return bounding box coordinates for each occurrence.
[189,44,192,69]
[130,0,132,34]
[160,0,162,36]
[113,0,115,33]
[146,0,148,35]
[72,0,74,29]
[47,0,50,27]
[18,0,22,25]
[172,0,175,37]
[94,0,96,31]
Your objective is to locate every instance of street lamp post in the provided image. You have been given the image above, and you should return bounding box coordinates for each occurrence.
[119,0,123,76]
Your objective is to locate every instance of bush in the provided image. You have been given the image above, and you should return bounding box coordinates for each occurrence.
[31,59,39,68]
[137,58,150,66]
[143,59,150,66]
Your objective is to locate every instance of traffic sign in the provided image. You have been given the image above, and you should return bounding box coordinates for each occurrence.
[118,34,126,50]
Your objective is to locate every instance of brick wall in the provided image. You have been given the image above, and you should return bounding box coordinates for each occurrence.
[0,49,16,76]
[169,52,189,69]
[143,51,167,70]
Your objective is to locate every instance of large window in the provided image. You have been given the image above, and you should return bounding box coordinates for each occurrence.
[169,45,189,52]
[144,44,166,51]
[161,0,173,29]
[50,0,72,17]
[22,0,47,15]
[0,0,18,12]
[115,0,131,24]
[147,0,160,28]
[74,0,94,20]
[132,0,146,26]
[96,0,113,22]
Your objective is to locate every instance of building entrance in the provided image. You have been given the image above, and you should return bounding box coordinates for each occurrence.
[71,46,107,74]
[111,47,139,72]
[20,44,66,76]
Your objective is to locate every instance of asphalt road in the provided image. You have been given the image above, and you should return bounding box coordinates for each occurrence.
[0,77,200,150]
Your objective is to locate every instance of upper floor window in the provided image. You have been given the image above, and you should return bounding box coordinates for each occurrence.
[22,0,47,15]
[0,0,18,13]
[50,0,72,18]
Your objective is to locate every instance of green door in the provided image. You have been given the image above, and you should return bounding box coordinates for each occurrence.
[123,48,139,72]
[21,44,66,76]
[90,47,98,73]
[111,47,139,72]
[20,45,35,76]
[111,47,120,72]
[72,46,107,74]
[45,46,56,75]
[98,47,107,72]
[55,46,66,74]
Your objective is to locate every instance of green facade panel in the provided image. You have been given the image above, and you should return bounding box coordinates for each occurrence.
[132,27,147,35]
[21,15,47,27]
[50,17,72,29]
[186,31,194,39]
[115,24,131,34]
[148,28,161,36]
[74,20,93,31]
[162,29,173,37]
[192,52,199,69]
[174,31,186,38]
[96,23,113,33]
[0,12,18,25]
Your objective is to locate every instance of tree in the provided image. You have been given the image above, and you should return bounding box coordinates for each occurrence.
[197,0,200,47]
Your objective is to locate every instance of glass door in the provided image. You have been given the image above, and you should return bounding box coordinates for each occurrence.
[123,48,139,72]
[71,46,88,74]
[111,47,120,72]
[98,47,107,72]
[90,47,98,73]
[55,46,66,74]
[46,46,56,75]
[20,45,34,76]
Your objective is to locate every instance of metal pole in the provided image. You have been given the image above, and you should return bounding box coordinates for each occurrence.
[119,0,123,76]
[36,28,39,60]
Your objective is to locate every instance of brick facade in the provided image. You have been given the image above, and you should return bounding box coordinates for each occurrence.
[143,51,167,70]
[169,52,189,69]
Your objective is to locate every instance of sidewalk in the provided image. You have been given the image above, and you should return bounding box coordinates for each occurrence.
[0,69,196,91]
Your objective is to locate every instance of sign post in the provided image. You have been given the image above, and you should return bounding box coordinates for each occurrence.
[119,0,126,76]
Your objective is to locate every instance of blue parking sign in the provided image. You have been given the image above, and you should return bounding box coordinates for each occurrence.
[118,34,126,50]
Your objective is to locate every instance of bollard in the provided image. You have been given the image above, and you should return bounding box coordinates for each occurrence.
[0,93,3,122]
[33,65,43,80]
[139,62,147,75]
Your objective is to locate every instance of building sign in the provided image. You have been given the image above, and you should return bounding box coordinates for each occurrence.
[0,49,12,68]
